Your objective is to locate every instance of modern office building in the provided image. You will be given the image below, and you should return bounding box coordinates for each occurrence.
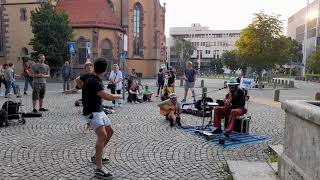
[168,23,241,73]
[287,0,319,75]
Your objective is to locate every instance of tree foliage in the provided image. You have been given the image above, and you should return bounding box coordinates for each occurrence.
[30,3,73,68]
[286,37,302,64]
[307,45,320,74]
[172,38,195,75]
[236,12,289,76]
[210,58,224,74]
[222,50,240,73]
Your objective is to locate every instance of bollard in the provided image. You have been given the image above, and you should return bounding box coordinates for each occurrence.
[289,81,294,88]
[284,80,288,88]
[274,89,280,102]
[201,80,205,88]
[180,79,184,87]
[315,92,320,101]
[224,81,227,88]
[202,87,207,98]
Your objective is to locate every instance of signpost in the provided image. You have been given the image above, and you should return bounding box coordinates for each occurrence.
[119,51,127,101]
[67,42,76,78]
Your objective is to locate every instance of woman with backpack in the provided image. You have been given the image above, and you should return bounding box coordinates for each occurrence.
[108,64,123,107]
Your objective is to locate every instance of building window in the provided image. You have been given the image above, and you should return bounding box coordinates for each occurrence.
[133,3,143,57]
[77,37,90,64]
[20,8,27,21]
[0,8,4,56]
[101,39,113,59]
[107,0,115,13]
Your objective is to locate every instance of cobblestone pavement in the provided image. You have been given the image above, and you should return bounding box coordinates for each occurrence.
[0,81,287,179]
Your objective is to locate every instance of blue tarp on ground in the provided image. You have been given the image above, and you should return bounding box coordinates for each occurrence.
[181,127,271,148]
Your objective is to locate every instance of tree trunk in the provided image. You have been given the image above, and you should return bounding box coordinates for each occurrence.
[258,71,263,89]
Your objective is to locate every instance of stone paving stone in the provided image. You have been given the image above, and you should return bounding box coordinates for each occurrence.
[0,81,288,179]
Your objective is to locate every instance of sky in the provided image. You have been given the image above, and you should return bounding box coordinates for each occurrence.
[159,0,312,35]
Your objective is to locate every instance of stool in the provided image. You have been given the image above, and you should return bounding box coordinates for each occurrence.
[224,114,251,134]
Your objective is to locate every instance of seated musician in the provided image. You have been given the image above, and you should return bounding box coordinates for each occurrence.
[158,93,182,127]
[212,77,246,137]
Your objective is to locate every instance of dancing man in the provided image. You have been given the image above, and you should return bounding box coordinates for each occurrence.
[82,58,121,179]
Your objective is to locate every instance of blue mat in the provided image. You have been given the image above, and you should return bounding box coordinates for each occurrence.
[181,126,271,148]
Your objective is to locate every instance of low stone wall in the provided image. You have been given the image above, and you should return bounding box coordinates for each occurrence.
[280,100,320,180]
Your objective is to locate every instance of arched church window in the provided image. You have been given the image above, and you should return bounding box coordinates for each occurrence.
[133,3,143,57]
[101,39,113,59]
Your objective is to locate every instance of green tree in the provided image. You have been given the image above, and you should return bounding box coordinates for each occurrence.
[222,50,239,74]
[307,46,320,74]
[30,2,73,68]
[236,12,289,84]
[286,37,302,64]
[172,38,195,75]
[210,58,224,74]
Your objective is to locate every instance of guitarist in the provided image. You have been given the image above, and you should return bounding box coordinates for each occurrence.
[212,77,245,138]
[158,93,182,127]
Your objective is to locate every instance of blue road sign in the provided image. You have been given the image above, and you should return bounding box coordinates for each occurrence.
[67,42,76,54]
[119,51,127,63]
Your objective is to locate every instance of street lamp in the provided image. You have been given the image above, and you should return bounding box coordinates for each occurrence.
[302,0,310,77]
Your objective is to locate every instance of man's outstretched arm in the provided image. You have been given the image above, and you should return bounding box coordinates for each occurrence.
[97,90,121,101]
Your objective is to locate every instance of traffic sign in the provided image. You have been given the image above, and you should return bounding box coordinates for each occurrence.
[119,51,127,63]
[67,42,76,54]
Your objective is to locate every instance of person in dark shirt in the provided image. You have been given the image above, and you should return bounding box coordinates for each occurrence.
[65,60,93,94]
[167,70,175,86]
[212,77,246,137]
[156,68,165,97]
[82,58,121,179]
[182,61,197,103]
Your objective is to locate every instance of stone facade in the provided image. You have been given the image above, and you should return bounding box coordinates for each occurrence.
[280,100,320,180]
[0,0,45,74]
[0,0,165,78]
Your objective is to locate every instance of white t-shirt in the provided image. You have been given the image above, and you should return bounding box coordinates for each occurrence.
[109,70,123,90]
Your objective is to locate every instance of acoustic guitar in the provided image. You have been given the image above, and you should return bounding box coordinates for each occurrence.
[158,99,176,116]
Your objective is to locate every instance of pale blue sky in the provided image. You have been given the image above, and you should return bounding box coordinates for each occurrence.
[160,0,311,35]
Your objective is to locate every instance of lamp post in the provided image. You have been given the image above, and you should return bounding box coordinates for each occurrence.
[303,0,309,77]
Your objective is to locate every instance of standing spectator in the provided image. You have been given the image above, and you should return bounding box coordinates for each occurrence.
[182,61,197,103]
[23,62,33,95]
[156,68,165,97]
[4,63,20,98]
[62,61,72,92]
[30,54,50,113]
[109,64,123,107]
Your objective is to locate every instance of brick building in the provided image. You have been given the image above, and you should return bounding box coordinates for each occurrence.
[0,0,166,77]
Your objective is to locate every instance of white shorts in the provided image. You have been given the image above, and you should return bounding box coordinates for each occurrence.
[86,112,111,131]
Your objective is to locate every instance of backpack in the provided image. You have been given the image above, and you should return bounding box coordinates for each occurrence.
[2,101,20,115]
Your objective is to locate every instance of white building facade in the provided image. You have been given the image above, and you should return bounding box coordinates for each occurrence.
[168,24,241,73]
[287,0,319,75]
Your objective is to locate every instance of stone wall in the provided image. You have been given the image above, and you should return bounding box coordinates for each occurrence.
[280,100,320,180]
